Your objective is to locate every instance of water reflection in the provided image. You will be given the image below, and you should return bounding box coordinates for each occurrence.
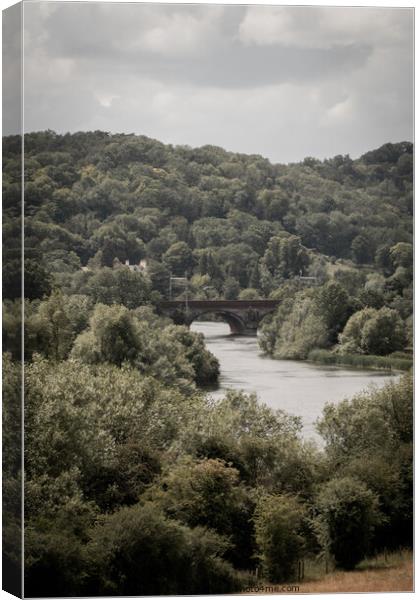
[191,321,400,444]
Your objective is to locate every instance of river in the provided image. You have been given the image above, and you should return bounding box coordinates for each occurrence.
[191,321,400,444]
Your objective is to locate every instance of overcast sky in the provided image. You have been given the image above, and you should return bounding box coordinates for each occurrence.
[7,2,415,163]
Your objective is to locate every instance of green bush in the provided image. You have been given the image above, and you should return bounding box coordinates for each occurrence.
[273,295,329,360]
[25,525,88,597]
[317,374,413,551]
[339,307,406,356]
[87,502,242,595]
[144,457,256,569]
[314,477,381,570]
[254,494,306,582]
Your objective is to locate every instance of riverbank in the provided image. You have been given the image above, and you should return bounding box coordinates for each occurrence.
[307,349,412,372]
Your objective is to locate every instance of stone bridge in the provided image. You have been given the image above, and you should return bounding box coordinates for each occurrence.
[158,300,280,335]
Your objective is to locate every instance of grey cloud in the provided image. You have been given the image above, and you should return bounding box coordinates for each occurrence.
[25,3,373,88]
[15,2,414,163]
[130,43,372,89]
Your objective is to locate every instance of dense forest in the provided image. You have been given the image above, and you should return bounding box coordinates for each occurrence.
[2,131,413,595]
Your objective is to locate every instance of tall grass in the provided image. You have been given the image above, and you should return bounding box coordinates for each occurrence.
[357,548,412,571]
[307,349,412,371]
[298,550,412,593]
[250,550,413,594]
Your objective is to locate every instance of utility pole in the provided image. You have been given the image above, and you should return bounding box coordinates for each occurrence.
[184,271,189,317]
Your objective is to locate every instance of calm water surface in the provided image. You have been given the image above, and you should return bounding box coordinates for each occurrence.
[191,321,399,444]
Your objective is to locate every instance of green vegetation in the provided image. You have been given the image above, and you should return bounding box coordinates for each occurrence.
[260,265,412,362]
[308,349,413,371]
[2,132,412,306]
[2,132,413,595]
[317,373,413,552]
[314,477,382,570]
[254,494,306,582]
[339,307,406,355]
[5,351,409,595]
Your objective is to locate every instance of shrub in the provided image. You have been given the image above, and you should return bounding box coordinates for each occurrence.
[238,288,261,300]
[361,308,406,355]
[25,525,87,597]
[339,307,406,356]
[87,502,242,595]
[254,494,306,582]
[274,295,329,360]
[316,374,413,551]
[314,477,381,570]
[145,457,255,569]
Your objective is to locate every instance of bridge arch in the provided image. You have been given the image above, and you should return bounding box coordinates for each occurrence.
[186,310,247,335]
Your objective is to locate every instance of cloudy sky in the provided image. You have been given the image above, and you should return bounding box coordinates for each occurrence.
[7,1,415,163]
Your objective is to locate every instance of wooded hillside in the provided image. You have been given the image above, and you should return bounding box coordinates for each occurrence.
[3,132,413,302]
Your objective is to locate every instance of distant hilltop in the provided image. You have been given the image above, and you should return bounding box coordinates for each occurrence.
[3,129,413,168]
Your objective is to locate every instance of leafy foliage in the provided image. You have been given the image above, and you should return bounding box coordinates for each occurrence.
[254,494,306,581]
[2,132,412,307]
[339,307,406,355]
[87,502,242,595]
[317,374,413,551]
[71,303,218,388]
[314,477,381,570]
